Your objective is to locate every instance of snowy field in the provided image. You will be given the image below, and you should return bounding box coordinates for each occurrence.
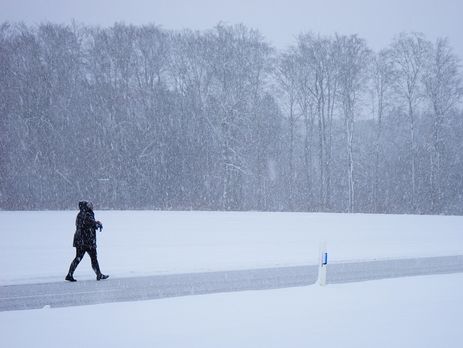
[1,211,463,347]
[1,210,463,285]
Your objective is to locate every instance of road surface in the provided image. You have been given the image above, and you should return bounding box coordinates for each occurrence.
[1,255,463,312]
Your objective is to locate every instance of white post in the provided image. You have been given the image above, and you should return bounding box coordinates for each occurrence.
[317,241,328,286]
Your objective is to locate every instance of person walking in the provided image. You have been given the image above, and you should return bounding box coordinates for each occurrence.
[65,201,109,282]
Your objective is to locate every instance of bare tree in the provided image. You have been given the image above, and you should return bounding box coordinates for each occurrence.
[297,34,328,209]
[295,34,340,210]
[206,24,272,210]
[391,33,430,212]
[336,34,370,213]
[276,49,300,210]
[370,48,395,212]
[293,38,315,209]
[423,38,463,212]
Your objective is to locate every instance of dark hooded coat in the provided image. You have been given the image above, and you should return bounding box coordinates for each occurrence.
[73,201,102,248]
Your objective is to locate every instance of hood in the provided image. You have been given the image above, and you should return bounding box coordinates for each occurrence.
[78,201,93,212]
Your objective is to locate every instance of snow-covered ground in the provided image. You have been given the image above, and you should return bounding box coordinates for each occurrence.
[1,273,463,348]
[1,210,463,285]
[1,211,463,347]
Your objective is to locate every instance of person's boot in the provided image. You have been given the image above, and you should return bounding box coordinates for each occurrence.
[97,274,109,281]
[65,274,77,282]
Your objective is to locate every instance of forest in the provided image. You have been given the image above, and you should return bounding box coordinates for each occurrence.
[1,22,462,214]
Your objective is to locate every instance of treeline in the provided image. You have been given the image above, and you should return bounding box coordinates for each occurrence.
[0,22,462,214]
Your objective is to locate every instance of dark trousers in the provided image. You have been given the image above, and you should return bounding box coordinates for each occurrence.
[67,246,101,276]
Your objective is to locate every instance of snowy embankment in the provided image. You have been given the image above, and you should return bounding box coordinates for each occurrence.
[2,274,463,348]
[1,211,463,347]
[1,210,463,285]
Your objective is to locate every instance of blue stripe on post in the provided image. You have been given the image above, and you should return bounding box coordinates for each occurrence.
[323,252,328,265]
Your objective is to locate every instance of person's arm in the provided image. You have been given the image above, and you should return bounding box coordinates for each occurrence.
[95,220,103,231]
[84,212,103,231]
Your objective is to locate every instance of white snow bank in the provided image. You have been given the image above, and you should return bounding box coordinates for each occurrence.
[1,211,463,285]
[1,273,462,348]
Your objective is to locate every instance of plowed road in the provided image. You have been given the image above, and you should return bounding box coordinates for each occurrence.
[2,255,463,312]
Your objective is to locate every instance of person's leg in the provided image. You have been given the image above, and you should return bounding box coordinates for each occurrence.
[66,247,85,280]
[87,247,101,275]
[87,247,109,280]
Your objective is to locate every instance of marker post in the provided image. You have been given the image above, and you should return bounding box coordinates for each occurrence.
[318,241,328,286]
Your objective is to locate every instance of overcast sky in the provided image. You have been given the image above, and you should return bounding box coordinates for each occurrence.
[1,0,462,57]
